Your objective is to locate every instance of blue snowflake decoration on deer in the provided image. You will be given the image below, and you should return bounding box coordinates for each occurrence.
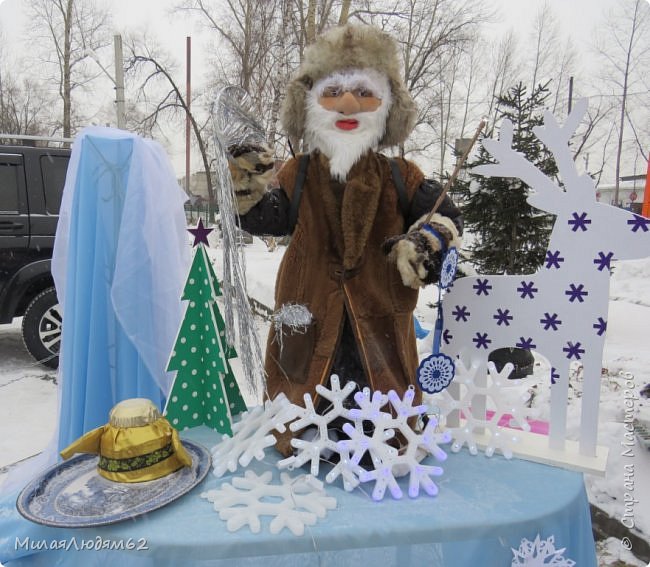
[417,243,459,394]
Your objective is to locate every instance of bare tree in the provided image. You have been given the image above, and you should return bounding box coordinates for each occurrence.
[594,0,649,204]
[484,30,522,130]
[528,1,561,91]
[124,37,215,209]
[287,0,345,51]
[433,43,463,177]
[176,0,288,155]
[353,0,489,169]
[0,76,54,137]
[175,1,278,102]
[338,0,352,24]
[176,0,350,156]
[552,39,577,115]
[0,30,55,136]
[526,3,579,117]
[27,0,111,139]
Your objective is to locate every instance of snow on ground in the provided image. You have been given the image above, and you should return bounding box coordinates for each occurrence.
[1,239,649,565]
[0,324,58,474]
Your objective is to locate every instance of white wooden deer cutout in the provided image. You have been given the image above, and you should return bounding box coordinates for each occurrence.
[441,98,650,460]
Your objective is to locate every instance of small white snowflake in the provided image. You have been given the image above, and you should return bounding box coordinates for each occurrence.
[210,393,300,477]
[338,421,400,500]
[201,470,337,536]
[277,374,359,477]
[511,534,576,566]
[427,358,531,459]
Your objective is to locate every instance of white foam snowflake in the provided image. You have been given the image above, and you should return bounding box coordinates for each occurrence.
[200,470,337,536]
[427,359,531,459]
[511,534,576,566]
[337,387,450,501]
[322,440,365,492]
[210,393,300,477]
[277,374,359,477]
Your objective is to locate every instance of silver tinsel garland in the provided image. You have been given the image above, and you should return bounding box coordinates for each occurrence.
[211,86,266,400]
[272,303,314,353]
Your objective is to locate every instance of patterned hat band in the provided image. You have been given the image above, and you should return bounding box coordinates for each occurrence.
[60,399,192,483]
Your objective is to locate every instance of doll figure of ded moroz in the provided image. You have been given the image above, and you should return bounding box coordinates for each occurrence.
[229,24,463,455]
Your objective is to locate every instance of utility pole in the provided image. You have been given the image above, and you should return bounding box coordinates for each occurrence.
[114,34,126,130]
[84,34,126,129]
[186,37,191,196]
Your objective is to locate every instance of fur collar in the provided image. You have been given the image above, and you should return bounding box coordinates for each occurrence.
[278,151,385,270]
[314,151,384,270]
[341,152,383,269]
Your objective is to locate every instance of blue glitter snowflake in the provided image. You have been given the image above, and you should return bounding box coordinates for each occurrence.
[417,353,455,394]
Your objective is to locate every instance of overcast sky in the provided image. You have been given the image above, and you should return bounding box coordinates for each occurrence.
[0,0,644,182]
[0,0,620,92]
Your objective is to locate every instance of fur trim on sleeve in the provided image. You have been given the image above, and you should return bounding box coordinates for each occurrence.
[409,212,462,250]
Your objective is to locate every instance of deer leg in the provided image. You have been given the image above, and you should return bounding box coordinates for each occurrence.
[472,357,488,436]
[548,360,569,450]
[579,356,602,457]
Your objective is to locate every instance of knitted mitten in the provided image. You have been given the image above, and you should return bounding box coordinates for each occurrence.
[228,143,275,214]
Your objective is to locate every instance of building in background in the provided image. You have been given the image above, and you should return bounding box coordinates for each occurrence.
[596,174,646,213]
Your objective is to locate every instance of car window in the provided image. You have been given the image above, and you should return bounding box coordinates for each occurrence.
[40,154,69,214]
[0,160,21,213]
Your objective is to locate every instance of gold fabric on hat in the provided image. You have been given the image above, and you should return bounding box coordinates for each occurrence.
[60,398,192,483]
[109,397,162,428]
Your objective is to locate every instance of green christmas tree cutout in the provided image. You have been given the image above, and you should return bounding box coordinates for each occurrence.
[165,221,247,435]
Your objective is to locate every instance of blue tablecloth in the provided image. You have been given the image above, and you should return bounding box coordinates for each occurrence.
[0,426,597,566]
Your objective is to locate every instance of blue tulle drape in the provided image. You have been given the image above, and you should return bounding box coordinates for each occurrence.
[52,128,189,451]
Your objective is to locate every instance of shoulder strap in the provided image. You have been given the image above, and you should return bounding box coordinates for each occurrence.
[289,153,310,233]
[389,158,410,220]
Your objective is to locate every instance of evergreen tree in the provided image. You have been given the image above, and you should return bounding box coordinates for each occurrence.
[165,241,247,435]
[457,82,557,275]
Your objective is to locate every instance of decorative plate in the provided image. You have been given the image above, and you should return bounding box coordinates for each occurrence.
[16,440,211,528]
[439,247,459,289]
[417,353,456,394]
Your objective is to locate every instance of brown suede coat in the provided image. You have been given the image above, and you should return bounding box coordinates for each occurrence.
[267,150,425,440]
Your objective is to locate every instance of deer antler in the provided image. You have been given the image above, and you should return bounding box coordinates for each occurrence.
[474,98,592,214]
[534,99,596,202]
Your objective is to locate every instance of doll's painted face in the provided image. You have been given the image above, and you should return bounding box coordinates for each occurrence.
[317,80,383,129]
[304,68,392,181]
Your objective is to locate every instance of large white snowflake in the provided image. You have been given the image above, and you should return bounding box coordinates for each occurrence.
[511,534,576,566]
[427,359,531,459]
[336,387,450,500]
[210,393,300,477]
[275,378,449,500]
[200,470,337,536]
[277,374,360,478]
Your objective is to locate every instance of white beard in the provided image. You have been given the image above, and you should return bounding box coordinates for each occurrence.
[304,72,392,182]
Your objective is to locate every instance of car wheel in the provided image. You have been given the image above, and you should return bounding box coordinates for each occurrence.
[22,287,61,369]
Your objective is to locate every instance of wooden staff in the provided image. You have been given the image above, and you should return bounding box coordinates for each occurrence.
[423,118,486,225]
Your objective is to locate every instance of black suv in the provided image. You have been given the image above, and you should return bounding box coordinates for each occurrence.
[0,143,70,368]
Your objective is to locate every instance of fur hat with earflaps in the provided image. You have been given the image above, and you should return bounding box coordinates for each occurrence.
[281,24,417,148]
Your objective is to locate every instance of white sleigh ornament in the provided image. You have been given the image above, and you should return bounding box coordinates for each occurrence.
[438,99,649,473]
